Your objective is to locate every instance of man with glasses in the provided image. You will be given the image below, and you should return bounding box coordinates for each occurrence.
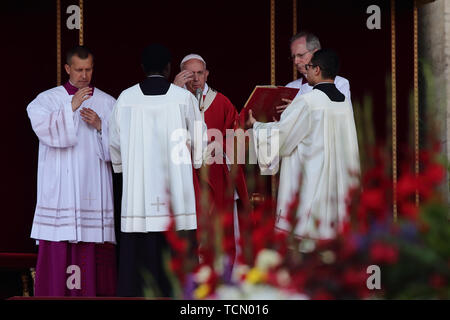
[248,49,359,251]
[277,32,351,114]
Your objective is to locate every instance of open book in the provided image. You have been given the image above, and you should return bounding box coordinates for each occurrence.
[238,85,299,125]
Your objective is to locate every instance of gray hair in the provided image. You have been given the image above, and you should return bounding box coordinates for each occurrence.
[290,32,321,51]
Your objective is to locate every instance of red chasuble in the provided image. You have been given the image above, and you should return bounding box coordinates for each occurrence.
[194,90,250,261]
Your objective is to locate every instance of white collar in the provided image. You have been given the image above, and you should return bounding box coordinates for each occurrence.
[202,83,209,95]
[316,81,334,85]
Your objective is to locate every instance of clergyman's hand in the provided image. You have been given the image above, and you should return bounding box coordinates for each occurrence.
[71,87,92,111]
[173,70,194,88]
[80,107,101,131]
[245,110,257,129]
[275,98,292,114]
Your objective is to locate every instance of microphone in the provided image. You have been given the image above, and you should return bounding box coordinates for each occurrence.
[195,88,203,110]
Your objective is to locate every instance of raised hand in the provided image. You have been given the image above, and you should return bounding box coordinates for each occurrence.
[246,110,257,129]
[80,107,101,131]
[173,70,194,88]
[71,87,92,111]
[275,98,292,114]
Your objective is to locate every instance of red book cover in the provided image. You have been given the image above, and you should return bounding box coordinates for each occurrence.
[238,86,299,126]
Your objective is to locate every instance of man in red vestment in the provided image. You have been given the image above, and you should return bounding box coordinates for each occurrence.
[174,54,249,264]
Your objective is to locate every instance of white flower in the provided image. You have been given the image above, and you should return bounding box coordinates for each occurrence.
[231,264,250,283]
[320,250,336,264]
[255,249,282,272]
[238,284,309,300]
[276,269,291,287]
[215,285,243,300]
[194,265,212,284]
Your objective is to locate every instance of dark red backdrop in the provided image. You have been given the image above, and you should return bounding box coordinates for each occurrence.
[0,0,414,254]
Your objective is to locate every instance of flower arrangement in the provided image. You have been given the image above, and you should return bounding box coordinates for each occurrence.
[159,140,449,300]
[158,73,450,300]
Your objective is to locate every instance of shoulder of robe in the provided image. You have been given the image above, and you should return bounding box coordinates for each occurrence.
[296,88,318,101]
[171,84,193,98]
[36,86,66,99]
[93,87,116,104]
[286,79,302,88]
[168,85,197,105]
[213,90,236,110]
[291,90,318,112]
[29,87,67,110]
[116,84,140,101]
[335,75,350,86]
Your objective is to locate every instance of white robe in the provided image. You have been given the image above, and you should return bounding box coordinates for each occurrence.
[286,75,351,101]
[109,84,206,233]
[253,88,360,239]
[27,86,116,243]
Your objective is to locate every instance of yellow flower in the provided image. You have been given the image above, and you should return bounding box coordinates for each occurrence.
[194,284,211,299]
[245,268,267,284]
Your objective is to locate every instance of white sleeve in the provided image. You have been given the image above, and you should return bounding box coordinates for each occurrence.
[253,97,311,172]
[108,98,122,172]
[94,96,116,162]
[336,78,351,101]
[27,92,79,148]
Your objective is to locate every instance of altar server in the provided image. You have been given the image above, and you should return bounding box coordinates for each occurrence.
[27,45,117,296]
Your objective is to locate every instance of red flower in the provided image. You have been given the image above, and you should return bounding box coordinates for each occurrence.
[206,269,219,289]
[341,220,352,235]
[222,235,235,253]
[340,235,359,260]
[423,163,445,186]
[221,211,234,229]
[360,188,387,216]
[252,228,267,255]
[170,257,183,274]
[369,242,398,264]
[265,270,279,287]
[399,202,419,221]
[341,268,369,289]
[429,274,447,289]
[165,230,188,253]
[419,150,431,166]
[397,173,418,200]
[312,290,334,300]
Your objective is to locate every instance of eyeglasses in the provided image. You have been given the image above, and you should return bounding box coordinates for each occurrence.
[305,63,317,70]
[290,50,311,61]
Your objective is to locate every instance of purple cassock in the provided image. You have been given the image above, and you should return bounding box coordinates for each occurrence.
[35,240,116,297]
